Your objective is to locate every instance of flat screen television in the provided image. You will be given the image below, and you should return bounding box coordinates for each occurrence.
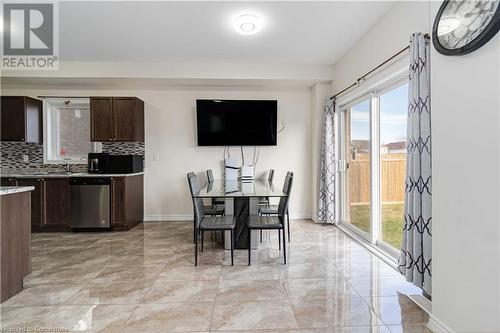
[196,99,277,146]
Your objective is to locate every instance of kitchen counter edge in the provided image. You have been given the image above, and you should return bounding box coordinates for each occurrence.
[0,172,145,178]
[0,186,35,196]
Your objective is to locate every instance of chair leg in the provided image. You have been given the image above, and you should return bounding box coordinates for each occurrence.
[278,230,281,250]
[195,228,198,266]
[201,230,204,252]
[230,230,234,266]
[282,227,287,265]
[248,229,251,266]
[193,221,196,243]
[287,209,291,242]
[260,230,262,243]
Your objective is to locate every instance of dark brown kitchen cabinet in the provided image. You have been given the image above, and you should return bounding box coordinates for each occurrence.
[14,178,43,232]
[89,97,114,142]
[111,175,144,231]
[1,190,31,303]
[90,97,144,142]
[0,177,16,186]
[6,177,70,232]
[0,96,42,143]
[43,178,71,230]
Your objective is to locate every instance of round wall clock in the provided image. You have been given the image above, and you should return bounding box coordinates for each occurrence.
[433,0,500,56]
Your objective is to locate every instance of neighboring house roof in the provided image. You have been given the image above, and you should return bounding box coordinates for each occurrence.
[351,140,369,150]
[385,141,406,150]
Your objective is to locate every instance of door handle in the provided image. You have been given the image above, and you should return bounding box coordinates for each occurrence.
[338,160,349,172]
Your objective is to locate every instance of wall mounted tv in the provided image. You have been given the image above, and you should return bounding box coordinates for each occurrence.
[196,99,277,146]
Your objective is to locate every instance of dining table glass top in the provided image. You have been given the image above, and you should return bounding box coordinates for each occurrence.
[195,179,287,198]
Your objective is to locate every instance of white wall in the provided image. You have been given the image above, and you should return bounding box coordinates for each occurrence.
[430,2,500,332]
[3,86,313,221]
[331,1,431,93]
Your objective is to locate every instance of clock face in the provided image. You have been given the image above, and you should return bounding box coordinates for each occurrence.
[433,0,500,55]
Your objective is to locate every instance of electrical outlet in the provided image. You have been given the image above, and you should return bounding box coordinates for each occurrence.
[153,153,160,161]
[21,154,29,163]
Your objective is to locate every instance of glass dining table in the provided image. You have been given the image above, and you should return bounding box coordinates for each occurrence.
[194,179,287,249]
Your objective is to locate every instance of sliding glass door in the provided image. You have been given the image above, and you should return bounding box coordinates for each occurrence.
[339,79,408,255]
[379,84,408,250]
[341,97,371,239]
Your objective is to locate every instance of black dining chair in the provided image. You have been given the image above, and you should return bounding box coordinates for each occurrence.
[247,173,293,265]
[187,172,236,266]
[189,173,224,243]
[207,169,225,206]
[258,169,275,206]
[257,169,275,242]
[259,172,293,242]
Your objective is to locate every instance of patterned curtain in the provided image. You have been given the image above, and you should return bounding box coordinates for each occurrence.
[398,33,432,295]
[317,98,336,224]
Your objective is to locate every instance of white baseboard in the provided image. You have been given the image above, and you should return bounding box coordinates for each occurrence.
[408,294,432,314]
[145,215,192,222]
[144,212,312,222]
[427,313,455,333]
[290,212,312,220]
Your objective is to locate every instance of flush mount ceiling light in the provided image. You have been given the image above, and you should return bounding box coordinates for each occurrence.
[233,14,263,35]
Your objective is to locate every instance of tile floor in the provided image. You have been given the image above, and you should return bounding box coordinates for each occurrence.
[0,220,431,333]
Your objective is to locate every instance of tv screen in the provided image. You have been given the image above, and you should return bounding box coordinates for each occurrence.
[196,99,277,146]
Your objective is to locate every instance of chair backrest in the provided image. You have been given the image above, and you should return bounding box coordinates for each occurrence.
[268,169,275,183]
[277,173,293,220]
[206,169,214,183]
[187,172,205,227]
[283,171,294,194]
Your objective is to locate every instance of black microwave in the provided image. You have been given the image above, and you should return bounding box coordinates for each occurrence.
[88,153,143,174]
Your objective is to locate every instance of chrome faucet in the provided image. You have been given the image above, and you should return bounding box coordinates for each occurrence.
[64,163,71,173]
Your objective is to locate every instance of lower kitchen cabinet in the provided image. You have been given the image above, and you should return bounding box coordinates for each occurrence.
[1,175,143,232]
[2,177,71,232]
[43,178,71,231]
[14,178,44,231]
[111,175,144,231]
[0,178,16,186]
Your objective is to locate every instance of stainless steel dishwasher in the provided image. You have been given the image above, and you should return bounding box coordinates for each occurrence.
[70,177,111,229]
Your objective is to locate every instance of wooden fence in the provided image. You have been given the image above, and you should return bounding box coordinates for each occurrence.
[349,153,406,204]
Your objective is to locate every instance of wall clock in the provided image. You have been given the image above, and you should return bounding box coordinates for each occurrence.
[433,0,500,55]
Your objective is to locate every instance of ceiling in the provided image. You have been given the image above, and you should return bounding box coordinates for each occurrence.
[58,1,394,65]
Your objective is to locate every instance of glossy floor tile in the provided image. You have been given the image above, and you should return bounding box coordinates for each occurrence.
[0,220,430,332]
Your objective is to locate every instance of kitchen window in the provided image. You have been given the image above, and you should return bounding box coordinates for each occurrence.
[43,97,98,164]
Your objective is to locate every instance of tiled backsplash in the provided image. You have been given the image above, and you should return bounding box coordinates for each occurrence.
[101,142,145,155]
[0,141,145,172]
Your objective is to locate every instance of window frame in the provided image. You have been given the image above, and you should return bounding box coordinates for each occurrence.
[335,54,410,258]
[43,98,96,164]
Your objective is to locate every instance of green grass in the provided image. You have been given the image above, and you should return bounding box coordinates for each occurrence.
[349,203,404,249]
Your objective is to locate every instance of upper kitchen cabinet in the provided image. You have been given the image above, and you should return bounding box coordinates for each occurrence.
[0,96,43,143]
[90,97,144,142]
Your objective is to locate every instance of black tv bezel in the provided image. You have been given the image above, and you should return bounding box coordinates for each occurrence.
[196,99,278,147]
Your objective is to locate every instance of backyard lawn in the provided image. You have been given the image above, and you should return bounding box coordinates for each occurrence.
[349,203,404,249]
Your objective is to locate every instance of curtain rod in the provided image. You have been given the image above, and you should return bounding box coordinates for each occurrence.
[330,33,430,100]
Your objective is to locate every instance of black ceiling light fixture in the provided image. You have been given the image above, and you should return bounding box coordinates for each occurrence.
[433,0,500,56]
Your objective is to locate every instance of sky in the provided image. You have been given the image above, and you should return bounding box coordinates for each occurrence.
[350,83,408,144]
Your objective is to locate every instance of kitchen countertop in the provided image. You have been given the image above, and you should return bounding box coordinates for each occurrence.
[0,186,35,196]
[0,171,144,178]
